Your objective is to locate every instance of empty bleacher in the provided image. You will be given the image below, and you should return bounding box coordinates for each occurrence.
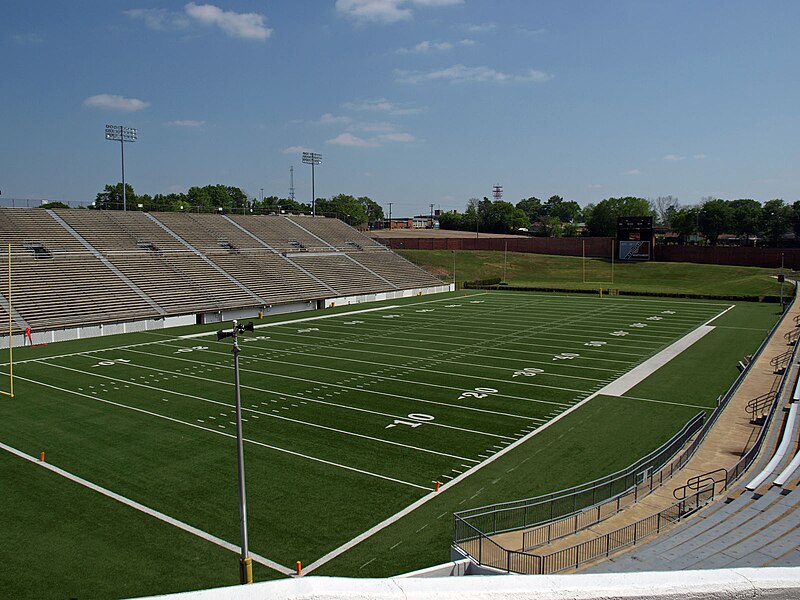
[294,217,385,250]
[287,253,393,296]
[228,214,334,253]
[0,209,445,335]
[0,252,154,330]
[350,249,443,289]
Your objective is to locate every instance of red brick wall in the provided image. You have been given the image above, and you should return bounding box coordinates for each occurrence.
[381,236,797,269]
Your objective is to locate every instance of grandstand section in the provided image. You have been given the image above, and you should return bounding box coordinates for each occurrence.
[0,209,449,347]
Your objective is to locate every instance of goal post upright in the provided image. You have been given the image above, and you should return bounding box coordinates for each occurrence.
[2,243,13,398]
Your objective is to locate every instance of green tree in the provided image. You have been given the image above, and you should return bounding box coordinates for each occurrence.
[540,215,562,237]
[697,199,731,245]
[38,201,70,209]
[761,199,792,245]
[545,195,581,223]
[516,197,544,223]
[792,201,800,238]
[358,196,384,226]
[729,198,762,244]
[585,197,651,236]
[186,184,248,212]
[482,201,530,233]
[315,194,368,225]
[95,183,136,210]
[669,207,699,244]
[438,211,463,230]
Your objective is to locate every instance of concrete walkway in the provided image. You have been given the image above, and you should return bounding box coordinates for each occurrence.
[491,297,800,571]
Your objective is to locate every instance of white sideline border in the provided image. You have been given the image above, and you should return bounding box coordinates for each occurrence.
[0,441,294,576]
[178,305,402,339]
[302,312,725,574]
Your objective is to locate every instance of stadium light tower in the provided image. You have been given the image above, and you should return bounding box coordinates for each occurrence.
[217,319,255,585]
[302,151,321,216]
[105,124,137,211]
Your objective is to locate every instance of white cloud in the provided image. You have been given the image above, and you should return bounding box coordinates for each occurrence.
[124,8,189,31]
[396,40,453,54]
[516,26,546,37]
[165,119,205,128]
[336,0,462,24]
[625,169,641,176]
[352,121,397,133]
[326,133,381,147]
[12,33,43,45]
[378,132,415,143]
[184,3,272,40]
[395,64,553,84]
[319,113,352,125]
[343,98,423,115]
[462,22,496,34]
[83,94,150,112]
[693,153,707,160]
[663,154,685,161]
[283,146,313,154]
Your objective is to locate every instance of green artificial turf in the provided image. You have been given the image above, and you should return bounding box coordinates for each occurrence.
[0,291,782,597]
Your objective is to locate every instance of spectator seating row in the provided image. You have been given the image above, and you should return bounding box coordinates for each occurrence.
[0,209,443,334]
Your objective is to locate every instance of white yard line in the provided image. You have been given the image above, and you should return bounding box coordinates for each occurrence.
[15,375,432,492]
[0,440,293,576]
[122,347,563,415]
[302,314,720,575]
[178,305,402,339]
[38,361,480,463]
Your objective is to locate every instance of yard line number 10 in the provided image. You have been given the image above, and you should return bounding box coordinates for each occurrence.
[385,413,435,429]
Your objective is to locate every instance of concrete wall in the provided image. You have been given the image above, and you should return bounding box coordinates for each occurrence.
[324,284,454,308]
[139,567,800,600]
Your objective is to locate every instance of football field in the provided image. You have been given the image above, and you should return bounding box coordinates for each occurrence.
[0,290,778,595]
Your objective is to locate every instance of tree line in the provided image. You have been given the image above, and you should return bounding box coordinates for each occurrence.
[89,183,384,227]
[439,194,800,246]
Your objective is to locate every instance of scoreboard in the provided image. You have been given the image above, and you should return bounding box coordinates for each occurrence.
[617,216,653,261]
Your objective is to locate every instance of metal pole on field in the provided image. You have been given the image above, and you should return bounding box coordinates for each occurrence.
[780,253,785,308]
[453,250,457,290]
[217,320,255,584]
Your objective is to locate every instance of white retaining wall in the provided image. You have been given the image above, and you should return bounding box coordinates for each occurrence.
[139,567,800,600]
[324,283,454,308]
[0,285,453,349]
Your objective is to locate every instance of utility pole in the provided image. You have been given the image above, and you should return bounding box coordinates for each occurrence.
[388,202,393,229]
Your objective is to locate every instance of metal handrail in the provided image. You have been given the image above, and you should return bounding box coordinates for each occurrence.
[673,468,728,500]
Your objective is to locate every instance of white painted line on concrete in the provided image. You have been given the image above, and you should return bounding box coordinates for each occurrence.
[0,441,293,576]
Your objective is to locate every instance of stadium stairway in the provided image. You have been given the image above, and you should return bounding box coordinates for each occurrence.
[585,480,800,572]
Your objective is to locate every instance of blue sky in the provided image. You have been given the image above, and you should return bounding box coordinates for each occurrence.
[2,1,799,216]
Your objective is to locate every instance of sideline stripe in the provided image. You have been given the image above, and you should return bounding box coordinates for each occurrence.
[0,441,294,576]
[16,375,432,492]
[178,305,402,339]
[302,316,717,574]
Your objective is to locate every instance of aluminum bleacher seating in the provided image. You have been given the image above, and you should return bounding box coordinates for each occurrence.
[1,209,444,334]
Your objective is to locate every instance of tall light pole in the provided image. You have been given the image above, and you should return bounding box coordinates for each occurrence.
[216,320,255,585]
[387,202,393,229]
[104,124,137,211]
[302,152,321,216]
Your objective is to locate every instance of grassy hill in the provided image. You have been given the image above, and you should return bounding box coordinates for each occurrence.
[397,249,790,299]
